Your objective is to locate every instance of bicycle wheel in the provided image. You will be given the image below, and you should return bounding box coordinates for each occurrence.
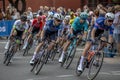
[64,47,76,69]
[34,52,46,75]
[51,49,57,61]
[6,50,14,66]
[30,59,38,72]
[76,56,87,76]
[87,52,104,80]
[23,45,29,56]
[3,50,9,64]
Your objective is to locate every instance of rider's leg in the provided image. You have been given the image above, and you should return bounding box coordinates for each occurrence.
[5,30,17,49]
[23,34,32,49]
[76,35,82,47]
[78,41,92,71]
[59,40,71,62]
[30,41,44,64]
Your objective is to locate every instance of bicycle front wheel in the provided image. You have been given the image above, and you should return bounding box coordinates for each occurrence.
[64,47,76,69]
[87,52,104,80]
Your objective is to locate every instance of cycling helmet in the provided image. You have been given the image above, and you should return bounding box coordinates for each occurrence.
[54,13,63,20]
[48,12,54,17]
[20,15,27,21]
[64,15,71,21]
[80,12,88,20]
[105,12,114,20]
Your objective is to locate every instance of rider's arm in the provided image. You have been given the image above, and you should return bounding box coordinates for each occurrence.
[83,22,89,39]
[22,23,29,40]
[91,27,96,40]
[108,26,114,44]
[40,24,48,40]
[9,20,18,36]
[70,27,74,35]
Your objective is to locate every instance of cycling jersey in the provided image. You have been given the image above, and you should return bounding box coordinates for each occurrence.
[13,20,28,32]
[43,20,61,32]
[94,16,114,35]
[70,16,76,25]
[32,19,43,30]
[72,17,88,32]
[43,20,62,40]
[60,22,71,36]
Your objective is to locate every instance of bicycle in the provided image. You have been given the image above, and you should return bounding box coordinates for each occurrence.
[60,37,78,69]
[30,39,49,75]
[76,38,112,80]
[23,34,39,56]
[3,37,21,66]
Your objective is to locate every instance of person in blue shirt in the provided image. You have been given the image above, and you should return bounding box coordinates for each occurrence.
[30,13,63,65]
[59,12,89,63]
[77,12,115,72]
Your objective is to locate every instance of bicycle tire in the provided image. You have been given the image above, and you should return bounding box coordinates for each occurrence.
[30,59,38,72]
[64,47,76,69]
[3,51,9,64]
[23,46,29,56]
[87,52,104,80]
[44,51,50,64]
[34,52,45,75]
[6,50,14,66]
[51,49,57,61]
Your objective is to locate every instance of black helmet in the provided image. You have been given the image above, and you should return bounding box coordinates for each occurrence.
[20,15,27,21]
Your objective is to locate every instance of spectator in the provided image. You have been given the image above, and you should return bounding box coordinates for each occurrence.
[5,7,12,20]
[113,5,120,56]
[27,7,33,19]
[11,8,20,20]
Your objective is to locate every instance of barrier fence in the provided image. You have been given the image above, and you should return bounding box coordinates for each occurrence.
[0,20,15,36]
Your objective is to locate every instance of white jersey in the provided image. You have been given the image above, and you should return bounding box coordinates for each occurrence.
[13,20,29,31]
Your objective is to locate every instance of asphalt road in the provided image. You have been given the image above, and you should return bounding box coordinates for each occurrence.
[0,39,120,80]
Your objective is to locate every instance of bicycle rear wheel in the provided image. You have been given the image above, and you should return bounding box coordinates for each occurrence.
[64,47,76,69]
[87,52,104,80]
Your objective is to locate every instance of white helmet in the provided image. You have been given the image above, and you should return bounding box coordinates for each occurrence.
[54,13,63,20]
[105,13,115,20]
[64,15,71,21]
[48,12,54,17]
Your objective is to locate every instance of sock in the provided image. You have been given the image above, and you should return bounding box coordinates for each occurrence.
[31,52,37,60]
[79,56,84,66]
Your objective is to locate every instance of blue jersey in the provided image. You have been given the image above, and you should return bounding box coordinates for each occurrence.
[71,17,88,32]
[43,20,62,33]
[94,17,114,35]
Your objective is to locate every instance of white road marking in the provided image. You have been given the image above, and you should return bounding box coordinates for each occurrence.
[56,75,74,77]
[26,77,48,80]
[0,41,7,44]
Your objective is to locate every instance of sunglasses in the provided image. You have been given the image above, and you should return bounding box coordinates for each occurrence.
[108,20,113,22]
[55,18,61,22]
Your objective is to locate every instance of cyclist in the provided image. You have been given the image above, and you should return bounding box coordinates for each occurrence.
[22,16,43,49]
[5,15,28,50]
[77,12,114,72]
[56,15,71,52]
[59,12,89,63]
[30,13,63,65]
